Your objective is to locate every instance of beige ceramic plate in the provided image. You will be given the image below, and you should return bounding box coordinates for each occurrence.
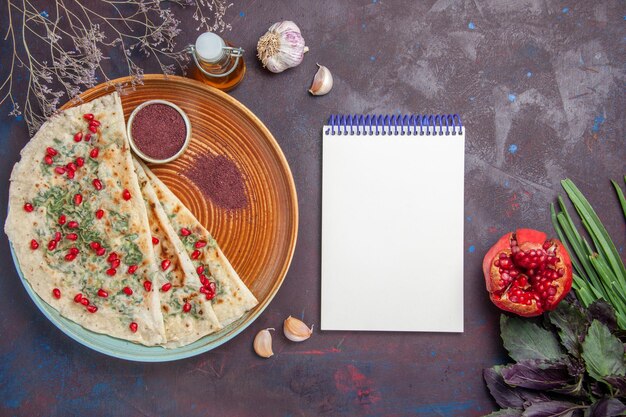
[48,74,299,360]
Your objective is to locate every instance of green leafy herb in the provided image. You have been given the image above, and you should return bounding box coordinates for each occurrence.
[500,315,564,362]
[581,320,626,382]
[121,239,143,266]
[551,178,626,330]
[548,301,589,358]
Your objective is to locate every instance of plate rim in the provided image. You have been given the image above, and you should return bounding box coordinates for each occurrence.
[10,74,299,362]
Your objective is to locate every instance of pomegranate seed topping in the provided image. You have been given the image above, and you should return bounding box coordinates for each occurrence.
[127,265,138,274]
[66,233,78,241]
[44,155,53,165]
[207,282,216,293]
[129,322,138,333]
[84,133,92,142]
[66,162,77,172]
[30,239,39,250]
[83,113,94,121]
[97,289,108,298]
[90,148,99,158]
[68,247,79,255]
[66,170,75,180]
[199,286,209,294]
[74,294,83,303]
[196,265,204,275]
[195,240,207,248]
[199,275,209,286]
[73,193,83,205]
[191,250,201,260]
[110,259,121,268]
[122,286,133,295]
[87,305,98,313]
[93,179,103,190]
[206,292,216,301]
[96,247,106,256]
[90,120,101,127]
[122,189,131,200]
[65,253,76,261]
[55,166,66,175]
[106,268,117,276]
[161,283,172,292]
[88,125,98,133]
[67,221,79,229]
[52,288,61,299]
[89,241,101,250]
[80,298,90,306]
[46,147,58,156]
[183,302,191,313]
[73,132,83,142]
[143,281,152,292]
[76,157,85,167]
[58,215,66,225]
[95,209,104,219]
[180,228,191,236]
[161,259,171,271]
[107,252,118,262]
[54,232,61,241]
[47,240,57,251]
[24,203,34,212]
[152,236,159,245]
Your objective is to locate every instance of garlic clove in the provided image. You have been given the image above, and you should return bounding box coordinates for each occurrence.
[253,328,275,358]
[283,316,313,342]
[308,64,333,96]
[257,20,307,73]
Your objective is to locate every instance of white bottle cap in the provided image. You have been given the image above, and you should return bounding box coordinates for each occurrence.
[195,32,226,63]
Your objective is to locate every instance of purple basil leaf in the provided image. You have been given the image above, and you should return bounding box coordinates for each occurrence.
[484,409,524,417]
[501,359,585,397]
[604,375,626,396]
[589,398,626,417]
[484,366,549,409]
[549,300,589,358]
[588,300,618,332]
[521,400,586,417]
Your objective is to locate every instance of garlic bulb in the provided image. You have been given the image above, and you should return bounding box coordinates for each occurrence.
[257,21,308,73]
[309,64,333,96]
[283,316,313,342]
[253,328,274,358]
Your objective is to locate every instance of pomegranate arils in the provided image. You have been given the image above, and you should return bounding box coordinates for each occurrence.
[66,170,75,180]
[143,281,152,292]
[24,203,34,212]
[96,247,106,256]
[90,148,99,158]
[199,275,209,286]
[127,265,138,274]
[107,252,118,262]
[58,214,66,225]
[196,265,204,275]
[67,221,79,229]
[110,259,121,268]
[66,162,77,172]
[44,155,53,165]
[195,240,207,248]
[84,133,92,142]
[93,179,103,190]
[122,189,131,200]
[129,322,138,333]
[97,289,108,298]
[65,253,77,261]
[73,193,83,205]
[152,237,159,245]
[123,286,133,295]
[73,132,83,142]
[30,239,39,249]
[87,305,98,313]
[95,209,104,219]
[76,157,85,167]
[46,147,58,156]
[74,293,83,303]
[183,302,191,313]
[52,288,61,299]
[106,268,117,276]
[66,233,78,241]
[48,240,57,251]
[88,125,98,133]
[83,113,94,121]
[180,228,191,236]
[90,241,101,250]
[191,250,200,260]
[161,283,172,292]
[55,166,66,175]
[90,120,101,127]
[161,259,171,271]
[68,247,79,255]
[80,298,90,306]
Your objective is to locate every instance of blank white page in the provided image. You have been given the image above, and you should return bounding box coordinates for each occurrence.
[321,125,465,332]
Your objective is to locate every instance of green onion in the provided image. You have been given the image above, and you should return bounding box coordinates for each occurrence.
[551,178,626,330]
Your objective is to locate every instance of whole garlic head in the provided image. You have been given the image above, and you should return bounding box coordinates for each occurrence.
[257,21,308,73]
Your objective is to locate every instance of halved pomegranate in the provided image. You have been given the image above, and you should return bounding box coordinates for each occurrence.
[482,229,572,317]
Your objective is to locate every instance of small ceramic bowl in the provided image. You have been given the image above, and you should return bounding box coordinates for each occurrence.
[126,99,192,164]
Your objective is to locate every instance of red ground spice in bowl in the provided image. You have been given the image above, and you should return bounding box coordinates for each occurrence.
[127,100,191,163]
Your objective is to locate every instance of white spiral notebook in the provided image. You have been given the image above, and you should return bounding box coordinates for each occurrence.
[321,114,465,332]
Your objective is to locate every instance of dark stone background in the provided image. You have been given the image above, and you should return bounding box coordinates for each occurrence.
[1,1,624,416]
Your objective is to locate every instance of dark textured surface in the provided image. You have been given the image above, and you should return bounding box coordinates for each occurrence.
[1,1,625,416]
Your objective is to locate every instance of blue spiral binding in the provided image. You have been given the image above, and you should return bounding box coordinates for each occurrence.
[326,114,463,136]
